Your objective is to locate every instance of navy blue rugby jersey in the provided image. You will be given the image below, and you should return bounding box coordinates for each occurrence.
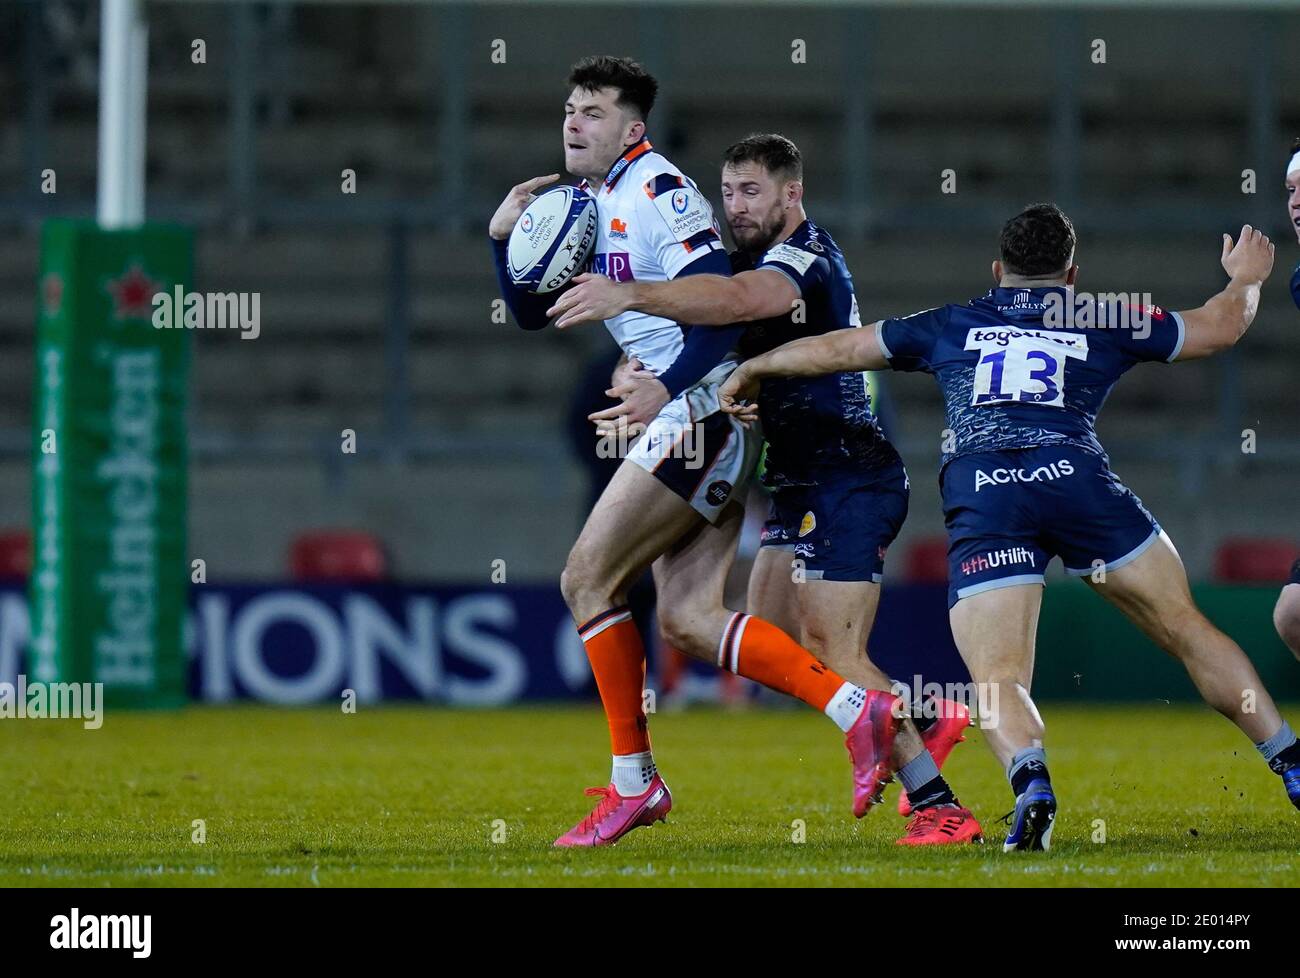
[877,286,1185,467]
[734,220,901,488]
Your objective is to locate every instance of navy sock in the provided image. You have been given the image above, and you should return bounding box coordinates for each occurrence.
[1270,741,1300,775]
[910,695,939,733]
[1257,721,1300,774]
[909,775,959,810]
[1008,747,1050,798]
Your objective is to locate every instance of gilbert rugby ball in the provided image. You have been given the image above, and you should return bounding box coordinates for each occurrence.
[507,185,598,294]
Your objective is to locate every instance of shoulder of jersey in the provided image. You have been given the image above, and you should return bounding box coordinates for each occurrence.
[761,223,831,277]
[639,164,718,245]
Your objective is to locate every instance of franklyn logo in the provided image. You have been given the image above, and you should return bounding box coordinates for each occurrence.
[50,908,151,958]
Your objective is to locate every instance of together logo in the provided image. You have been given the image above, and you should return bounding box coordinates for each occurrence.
[50,908,151,958]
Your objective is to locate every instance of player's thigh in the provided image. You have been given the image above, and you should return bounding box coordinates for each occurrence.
[948,583,1042,688]
[794,577,880,661]
[746,546,802,638]
[1082,530,1201,649]
[652,500,744,658]
[564,457,702,603]
[1274,583,1300,658]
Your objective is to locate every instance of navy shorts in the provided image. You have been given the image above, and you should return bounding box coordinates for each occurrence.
[759,463,910,583]
[941,446,1161,608]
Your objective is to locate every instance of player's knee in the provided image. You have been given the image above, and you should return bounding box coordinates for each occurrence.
[1151,603,1214,657]
[657,606,710,661]
[1274,589,1300,660]
[797,622,831,661]
[559,550,609,613]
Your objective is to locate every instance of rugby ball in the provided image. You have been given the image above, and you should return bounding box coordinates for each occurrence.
[507,185,598,294]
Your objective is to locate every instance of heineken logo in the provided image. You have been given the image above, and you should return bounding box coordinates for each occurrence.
[41,273,64,317]
[104,263,164,322]
[93,349,161,687]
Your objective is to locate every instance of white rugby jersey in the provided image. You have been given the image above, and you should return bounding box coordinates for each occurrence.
[578,139,725,375]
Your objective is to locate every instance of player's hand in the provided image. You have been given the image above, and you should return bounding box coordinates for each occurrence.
[548,274,632,329]
[488,174,559,240]
[589,368,670,429]
[719,366,761,427]
[1221,224,1275,285]
[611,356,644,389]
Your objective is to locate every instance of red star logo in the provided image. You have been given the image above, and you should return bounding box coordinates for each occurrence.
[41,274,63,317]
[104,263,164,322]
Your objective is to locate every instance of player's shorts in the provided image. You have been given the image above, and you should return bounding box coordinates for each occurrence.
[941,445,1161,608]
[627,360,763,524]
[758,461,910,583]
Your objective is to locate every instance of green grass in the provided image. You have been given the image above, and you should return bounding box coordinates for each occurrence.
[0,702,1297,886]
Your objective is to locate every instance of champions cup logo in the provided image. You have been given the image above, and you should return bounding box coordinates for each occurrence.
[520,213,534,233]
[672,190,689,214]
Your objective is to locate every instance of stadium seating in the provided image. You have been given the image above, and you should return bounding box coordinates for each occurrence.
[0,529,30,581]
[1213,538,1299,583]
[0,3,1296,581]
[289,531,389,583]
[904,536,950,584]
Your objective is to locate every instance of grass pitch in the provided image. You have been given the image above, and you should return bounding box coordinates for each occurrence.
[0,702,1297,887]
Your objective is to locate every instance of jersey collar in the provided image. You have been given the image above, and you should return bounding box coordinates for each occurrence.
[980,285,1073,317]
[582,138,653,194]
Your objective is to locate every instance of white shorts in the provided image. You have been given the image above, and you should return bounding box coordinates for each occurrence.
[626,361,763,524]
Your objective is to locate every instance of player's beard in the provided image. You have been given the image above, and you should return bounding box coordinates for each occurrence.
[732,204,786,257]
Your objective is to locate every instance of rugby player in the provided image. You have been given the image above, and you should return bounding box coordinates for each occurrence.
[489,58,911,847]
[1272,138,1300,660]
[548,133,979,842]
[718,203,1300,849]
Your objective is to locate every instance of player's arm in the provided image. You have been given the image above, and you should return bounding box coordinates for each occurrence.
[718,324,888,421]
[488,174,562,331]
[1174,225,1275,360]
[549,267,797,329]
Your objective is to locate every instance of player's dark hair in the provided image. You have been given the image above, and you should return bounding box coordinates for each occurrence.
[999,203,1077,277]
[722,133,803,183]
[1289,137,1300,167]
[567,56,658,120]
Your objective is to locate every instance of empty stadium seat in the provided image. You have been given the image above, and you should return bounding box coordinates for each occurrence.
[0,530,30,580]
[1212,538,1298,584]
[290,531,388,582]
[905,536,949,584]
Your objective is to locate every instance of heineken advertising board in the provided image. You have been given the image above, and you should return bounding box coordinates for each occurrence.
[32,221,191,707]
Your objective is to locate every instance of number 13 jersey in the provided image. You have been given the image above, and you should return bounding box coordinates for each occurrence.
[876,286,1186,468]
